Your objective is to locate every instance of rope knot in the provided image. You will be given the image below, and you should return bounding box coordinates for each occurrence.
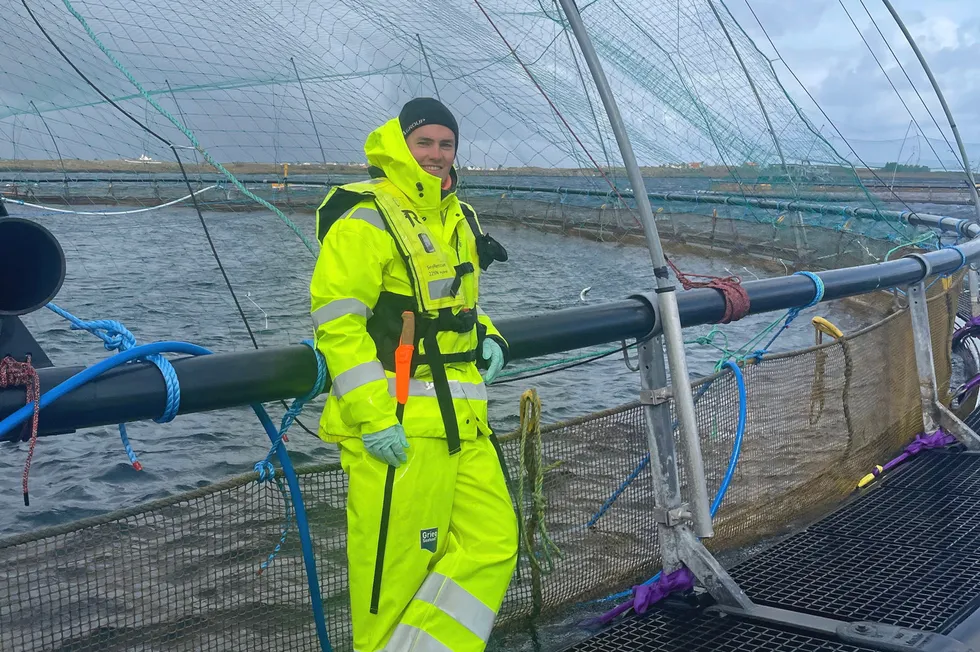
[666,258,750,323]
[254,460,276,482]
[1,356,41,506]
[67,318,136,352]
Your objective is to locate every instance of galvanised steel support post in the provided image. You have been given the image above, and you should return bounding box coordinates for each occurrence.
[971,268,980,316]
[556,0,714,539]
[907,280,941,433]
[907,278,980,449]
[637,338,685,573]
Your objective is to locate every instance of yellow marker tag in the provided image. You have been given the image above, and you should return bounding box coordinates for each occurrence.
[812,316,844,341]
[857,465,884,488]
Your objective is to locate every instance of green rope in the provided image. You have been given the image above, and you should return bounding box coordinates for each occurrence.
[517,388,561,584]
[59,0,318,256]
[883,231,939,261]
[498,346,623,378]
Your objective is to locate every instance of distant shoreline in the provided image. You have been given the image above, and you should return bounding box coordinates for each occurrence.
[0,159,969,181]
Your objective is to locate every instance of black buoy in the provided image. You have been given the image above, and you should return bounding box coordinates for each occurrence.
[0,217,66,317]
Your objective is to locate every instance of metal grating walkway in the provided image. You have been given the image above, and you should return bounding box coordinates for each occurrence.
[564,450,980,651]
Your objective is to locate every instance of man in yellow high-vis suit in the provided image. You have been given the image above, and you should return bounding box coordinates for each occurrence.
[310,98,518,652]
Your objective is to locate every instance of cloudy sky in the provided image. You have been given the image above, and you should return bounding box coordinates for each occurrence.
[726,0,980,168]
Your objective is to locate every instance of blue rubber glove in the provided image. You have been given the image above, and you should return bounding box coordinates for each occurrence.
[363,424,409,467]
[481,338,505,385]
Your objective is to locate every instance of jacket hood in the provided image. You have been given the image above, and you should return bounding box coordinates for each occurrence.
[364,118,457,207]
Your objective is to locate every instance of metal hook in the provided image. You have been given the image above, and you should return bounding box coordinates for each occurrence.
[622,340,640,372]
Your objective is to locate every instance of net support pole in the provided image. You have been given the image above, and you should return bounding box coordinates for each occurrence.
[556,0,713,538]
[706,0,807,261]
[907,280,980,449]
[880,0,980,314]
[879,0,980,225]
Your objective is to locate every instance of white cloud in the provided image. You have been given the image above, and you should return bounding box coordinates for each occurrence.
[725,0,980,166]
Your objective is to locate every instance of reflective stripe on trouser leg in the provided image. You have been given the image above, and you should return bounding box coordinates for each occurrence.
[340,438,459,652]
[384,624,453,652]
[395,435,518,652]
[412,572,496,642]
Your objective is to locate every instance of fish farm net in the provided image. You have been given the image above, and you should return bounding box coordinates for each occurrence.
[0,275,962,651]
[1,1,973,650]
[2,0,931,268]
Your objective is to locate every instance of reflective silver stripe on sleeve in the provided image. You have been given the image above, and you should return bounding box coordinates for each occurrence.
[386,378,487,402]
[384,624,453,652]
[331,360,387,397]
[413,572,496,642]
[428,278,456,299]
[345,207,386,231]
[312,298,373,328]
[476,305,488,318]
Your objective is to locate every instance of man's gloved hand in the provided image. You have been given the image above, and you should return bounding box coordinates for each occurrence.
[363,424,409,467]
[481,338,505,385]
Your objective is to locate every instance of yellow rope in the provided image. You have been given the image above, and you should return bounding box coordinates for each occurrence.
[517,389,562,579]
[809,317,845,425]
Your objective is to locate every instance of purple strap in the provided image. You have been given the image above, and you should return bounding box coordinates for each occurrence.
[954,374,980,404]
[591,567,695,627]
[872,428,956,478]
[953,316,980,344]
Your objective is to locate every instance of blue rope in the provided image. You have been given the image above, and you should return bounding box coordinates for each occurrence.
[45,303,181,469]
[0,341,332,652]
[751,271,824,362]
[925,245,967,292]
[944,245,967,274]
[253,340,327,573]
[593,361,747,604]
[586,380,715,528]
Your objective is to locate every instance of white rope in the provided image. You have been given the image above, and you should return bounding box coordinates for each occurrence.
[0,185,217,216]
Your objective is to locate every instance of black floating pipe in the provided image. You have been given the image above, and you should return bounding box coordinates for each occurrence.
[0,217,66,317]
[0,211,977,438]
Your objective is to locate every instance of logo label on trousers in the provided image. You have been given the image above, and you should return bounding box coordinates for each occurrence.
[420,527,438,553]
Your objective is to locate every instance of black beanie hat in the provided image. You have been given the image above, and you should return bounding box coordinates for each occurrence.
[399,97,459,145]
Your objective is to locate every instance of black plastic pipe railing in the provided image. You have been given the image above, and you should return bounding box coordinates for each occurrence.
[1,210,976,438]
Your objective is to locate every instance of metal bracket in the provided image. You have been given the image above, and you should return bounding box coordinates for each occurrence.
[675,526,753,609]
[652,505,691,527]
[622,340,640,372]
[936,402,980,451]
[707,604,976,652]
[640,387,671,405]
[904,252,934,280]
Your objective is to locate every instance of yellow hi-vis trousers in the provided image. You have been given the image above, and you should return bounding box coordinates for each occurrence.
[340,434,519,652]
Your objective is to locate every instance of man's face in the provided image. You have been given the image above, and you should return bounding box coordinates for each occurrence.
[406,124,456,182]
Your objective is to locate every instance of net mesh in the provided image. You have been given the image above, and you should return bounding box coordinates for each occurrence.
[0,277,961,651]
[2,0,931,267]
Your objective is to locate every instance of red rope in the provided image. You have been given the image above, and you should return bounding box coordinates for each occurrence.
[0,355,41,506]
[667,259,750,324]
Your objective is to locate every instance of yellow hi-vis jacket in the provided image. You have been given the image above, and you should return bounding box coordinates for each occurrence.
[310,118,508,450]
